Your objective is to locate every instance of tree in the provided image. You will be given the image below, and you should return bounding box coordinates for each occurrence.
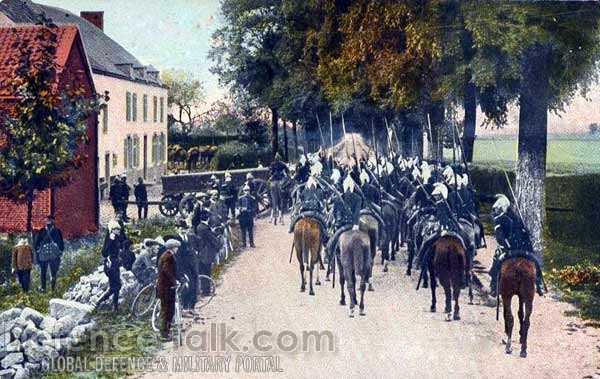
[0,24,101,233]
[463,2,600,261]
[161,69,205,135]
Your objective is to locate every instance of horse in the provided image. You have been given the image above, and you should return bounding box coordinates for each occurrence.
[269,179,285,225]
[499,257,536,358]
[381,201,399,261]
[293,217,323,296]
[337,229,372,317]
[359,213,382,291]
[428,235,466,321]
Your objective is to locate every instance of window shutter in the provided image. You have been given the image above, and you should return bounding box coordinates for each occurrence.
[123,138,128,168]
[126,92,131,121]
[143,95,148,122]
[132,93,138,121]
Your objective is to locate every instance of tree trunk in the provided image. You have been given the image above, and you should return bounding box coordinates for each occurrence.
[462,73,477,163]
[292,120,298,160]
[429,101,445,162]
[271,108,279,158]
[283,120,289,162]
[26,189,34,237]
[516,44,551,264]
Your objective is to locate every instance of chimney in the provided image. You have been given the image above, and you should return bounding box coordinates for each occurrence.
[80,11,104,31]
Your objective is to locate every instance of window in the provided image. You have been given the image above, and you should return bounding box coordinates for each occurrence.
[132,93,138,122]
[160,133,166,162]
[126,92,131,121]
[159,97,164,123]
[151,134,158,164]
[143,95,148,122]
[101,106,108,134]
[132,135,140,167]
[153,96,157,122]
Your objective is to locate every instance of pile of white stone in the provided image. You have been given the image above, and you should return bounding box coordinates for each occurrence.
[0,301,95,379]
[62,265,141,307]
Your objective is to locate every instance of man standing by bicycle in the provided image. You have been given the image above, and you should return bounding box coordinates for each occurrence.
[156,239,181,340]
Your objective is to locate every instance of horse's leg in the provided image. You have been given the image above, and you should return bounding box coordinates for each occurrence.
[453,268,462,321]
[359,274,367,316]
[429,262,437,313]
[518,298,525,343]
[520,297,533,358]
[299,261,306,293]
[503,294,514,354]
[337,254,346,306]
[468,268,474,305]
[308,263,315,296]
[348,271,357,318]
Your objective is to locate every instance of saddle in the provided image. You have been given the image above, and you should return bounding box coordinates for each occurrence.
[497,249,541,271]
[288,210,328,237]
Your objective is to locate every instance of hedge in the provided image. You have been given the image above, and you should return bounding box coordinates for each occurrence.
[209,141,272,171]
[169,133,241,149]
[470,166,600,248]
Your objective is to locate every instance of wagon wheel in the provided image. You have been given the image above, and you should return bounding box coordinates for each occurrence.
[253,179,271,215]
[159,195,180,217]
[178,194,198,220]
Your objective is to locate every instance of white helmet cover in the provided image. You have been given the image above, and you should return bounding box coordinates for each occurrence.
[461,174,469,188]
[299,155,307,165]
[307,175,318,189]
[412,167,422,181]
[493,194,510,214]
[359,169,370,185]
[432,183,449,200]
[343,175,355,193]
[442,166,454,182]
[310,161,323,177]
[331,168,341,183]
[422,166,432,183]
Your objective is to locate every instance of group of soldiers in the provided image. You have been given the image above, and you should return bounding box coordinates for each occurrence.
[284,149,545,296]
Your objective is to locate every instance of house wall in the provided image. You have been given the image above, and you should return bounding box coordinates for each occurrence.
[93,73,168,191]
[53,34,99,239]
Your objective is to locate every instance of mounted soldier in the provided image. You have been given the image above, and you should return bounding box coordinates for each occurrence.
[294,154,310,184]
[489,194,545,297]
[326,175,362,260]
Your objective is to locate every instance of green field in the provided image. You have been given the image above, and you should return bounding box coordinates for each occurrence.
[444,138,600,175]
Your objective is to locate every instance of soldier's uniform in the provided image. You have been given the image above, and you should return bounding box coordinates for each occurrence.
[238,190,258,248]
[220,178,237,220]
[489,206,545,296]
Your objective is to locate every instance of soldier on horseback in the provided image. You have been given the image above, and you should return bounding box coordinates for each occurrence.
[326,175,363,259]
[489,194,545,297]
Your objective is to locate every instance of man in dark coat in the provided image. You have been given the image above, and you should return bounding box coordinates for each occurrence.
[195,219,222,295]
[156,239,181,339]
[95,220,123,311]
[134,177,148,220]
[167,221,202,314]
[109,177,122,217]
[34,216,64,292]
[237,185,258,248]
[118,174,131,221]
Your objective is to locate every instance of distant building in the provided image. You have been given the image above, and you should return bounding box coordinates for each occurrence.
[0,24,99,238]
[1,0,169,195]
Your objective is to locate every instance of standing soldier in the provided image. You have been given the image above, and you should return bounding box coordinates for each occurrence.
[109,177,121,217]
[34,216,64,292]
[12,238,33,292]
[237,185,258,248]
[121,174,132,222]
[94,220,122,311]
[134,177,148,220]
[195,215,222,294]
[220,172,237,221]
[156,239,181,340]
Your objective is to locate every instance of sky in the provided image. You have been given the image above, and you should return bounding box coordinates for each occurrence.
[35,1,600,135]
[37,0,225,102]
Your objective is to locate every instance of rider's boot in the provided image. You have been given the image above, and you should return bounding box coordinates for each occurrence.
[535,275,545,296]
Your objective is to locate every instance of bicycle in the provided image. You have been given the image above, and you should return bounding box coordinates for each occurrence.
[151,277,188,346]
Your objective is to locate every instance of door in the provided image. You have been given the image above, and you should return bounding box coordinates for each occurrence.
[143,135,148,179]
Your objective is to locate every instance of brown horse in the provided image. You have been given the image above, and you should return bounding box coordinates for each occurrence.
[499,257,536,358]
[429,235,466,321]
[293,218,322,295]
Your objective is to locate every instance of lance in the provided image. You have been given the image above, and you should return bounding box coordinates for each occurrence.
[351,133,359,167]
[371,120,380,175]
[329,111,334,169]
[426,113,434,161]
[384,117,394,157]
[315,113,326,147]
[341,113,350,161]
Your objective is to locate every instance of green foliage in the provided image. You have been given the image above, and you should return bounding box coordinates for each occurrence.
[0,24,100,231]
[161,69,205,134]
[209,141,271,170]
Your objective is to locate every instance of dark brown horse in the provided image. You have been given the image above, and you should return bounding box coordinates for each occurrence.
[429,235,466,321]
[499,257,536,358]
[293,218,322,295]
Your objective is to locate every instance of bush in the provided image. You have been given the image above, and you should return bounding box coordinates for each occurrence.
[209,141,271,171]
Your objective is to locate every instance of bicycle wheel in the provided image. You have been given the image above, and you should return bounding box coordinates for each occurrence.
[197,275,216,308]
[131,283,156,320]
[151,300,161,333]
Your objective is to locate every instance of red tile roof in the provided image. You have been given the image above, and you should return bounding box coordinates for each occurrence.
[0,24,78,98]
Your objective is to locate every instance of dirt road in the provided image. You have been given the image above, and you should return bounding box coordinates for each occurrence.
[140,219,600,379]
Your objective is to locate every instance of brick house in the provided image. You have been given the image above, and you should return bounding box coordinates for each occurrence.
[0,24,99,239]
[1,0,169,195]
